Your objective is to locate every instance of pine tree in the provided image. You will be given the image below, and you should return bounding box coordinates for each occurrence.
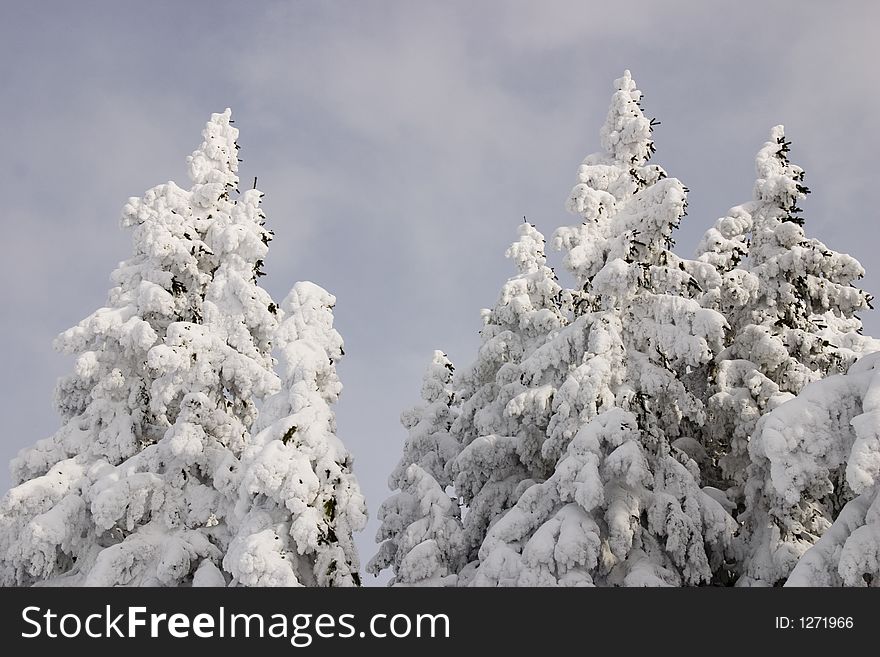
[689,128,879,585]
[368,351,464,585]
[0,110,282,586]
[698,128,876,503]
[225,282,366,586]
[449,222,567,580]
[469,71,735,586]
[742,352,880,586]
[746,127,875,383]
[390,351,459,489]
[700,126,880,485]
[695,164,786,493]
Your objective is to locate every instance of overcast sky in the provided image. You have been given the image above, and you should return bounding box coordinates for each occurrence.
[2,1,879,584]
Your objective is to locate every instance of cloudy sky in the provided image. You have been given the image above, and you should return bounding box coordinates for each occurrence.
[2,1,878,583]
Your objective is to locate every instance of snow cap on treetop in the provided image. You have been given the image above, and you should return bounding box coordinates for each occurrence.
[505,222,548,274]
[753,124,807,205]
[600,70,654,167]
[274,281,343,389]
[277,281,339,349]
[186,108,240,189]
[420,350,455,405]
[281,280,336,317]
[768,124,785,143]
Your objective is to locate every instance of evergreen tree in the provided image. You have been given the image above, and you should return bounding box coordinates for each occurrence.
[466,72,735,586]
[742,352,880,586]
[695,161,786,493]
[225,282,366,586]
[698,128,876,501]
[368,351,464,585]
[0,110,281,585]
[748,127,874,380]
[449,222,567,580]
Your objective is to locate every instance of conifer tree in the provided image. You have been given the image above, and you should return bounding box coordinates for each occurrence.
[368,351,464,585]
[225,282,366,586]
[467,72,735,586]
[742,352,880,586]
[0,110,282,586]
[695,129,876,570]
[449,222,568,579]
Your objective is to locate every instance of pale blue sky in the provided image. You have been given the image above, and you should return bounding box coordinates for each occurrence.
[2,1,878,583]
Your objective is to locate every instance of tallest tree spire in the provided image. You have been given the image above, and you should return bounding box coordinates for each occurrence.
[458,72,734,586]
[557,71,676,290]
[187,107,240,188]
[599,70,656,167]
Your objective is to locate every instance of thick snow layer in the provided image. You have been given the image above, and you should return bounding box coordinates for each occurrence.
[740,352,880,585]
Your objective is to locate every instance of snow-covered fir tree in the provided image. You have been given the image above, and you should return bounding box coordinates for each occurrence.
[693,127,877,585]
[224,282,366,586]
[467,71,736,587]
[788,486,880,587]
[741,352,880,586]
[697,127,876,500]
[0,110,282,586]
[0,110,363,587]
[449,222,568,581]
[0,165,215,585]
[367,351,464,585]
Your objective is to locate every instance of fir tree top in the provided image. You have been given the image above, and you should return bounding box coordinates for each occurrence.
[599,70,655,167]
[186,108,240,189]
